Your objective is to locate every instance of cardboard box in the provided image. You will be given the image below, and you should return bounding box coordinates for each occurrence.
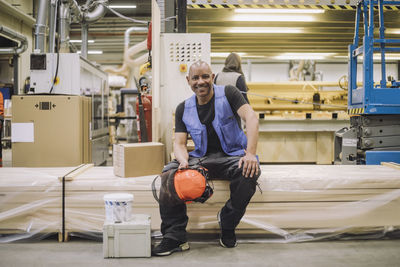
[113,142,165,177]
[11,95,91,167]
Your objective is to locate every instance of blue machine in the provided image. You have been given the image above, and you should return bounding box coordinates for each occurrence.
[348,0,400,115]
[334,0,400,165]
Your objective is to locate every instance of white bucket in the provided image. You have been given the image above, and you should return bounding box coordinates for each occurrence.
[103,193,134,223]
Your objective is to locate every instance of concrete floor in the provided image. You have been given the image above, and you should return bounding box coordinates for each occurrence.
[0,237,400,267]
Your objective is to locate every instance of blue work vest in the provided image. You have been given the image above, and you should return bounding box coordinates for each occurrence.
[182,85,247,157]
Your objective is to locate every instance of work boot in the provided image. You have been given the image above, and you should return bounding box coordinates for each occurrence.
[217,211,237,248]
[152,238,190,256]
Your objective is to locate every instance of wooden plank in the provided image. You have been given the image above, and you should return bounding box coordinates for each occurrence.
[316,132,334,164]
[257,132,317,163]
[58,163,94,181]
[381,162,400,170]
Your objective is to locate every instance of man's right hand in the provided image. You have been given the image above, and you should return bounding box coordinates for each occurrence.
[178,160,189,169]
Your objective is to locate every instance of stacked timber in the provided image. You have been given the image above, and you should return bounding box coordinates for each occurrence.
[1,165,400,240]
[0,167,75,236]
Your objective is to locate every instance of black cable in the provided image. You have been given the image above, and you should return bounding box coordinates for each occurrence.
[49,49,60,94]
[49,9,60,94]
[151,175,160,203]
[62,176,65,242]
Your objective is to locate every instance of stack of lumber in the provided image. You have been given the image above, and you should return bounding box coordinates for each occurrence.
[1,164,400,241]
[0,167,76,236]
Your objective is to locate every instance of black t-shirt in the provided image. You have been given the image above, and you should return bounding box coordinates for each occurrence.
[175,85,247,155]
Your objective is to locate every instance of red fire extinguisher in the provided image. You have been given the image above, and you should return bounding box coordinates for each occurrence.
[136,93,152,142]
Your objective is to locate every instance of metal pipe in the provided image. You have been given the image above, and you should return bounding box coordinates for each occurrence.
[68,0,83,21]
[48,0,58,53]
[34,0,49,53]
[158,0,165,33]
[84,1,107,23]
[247,59,252,82]
[124,27,148,49]
[0,25,28,54]
[58,1,71,52]
[81,23,88,59]
[13,54,19,94]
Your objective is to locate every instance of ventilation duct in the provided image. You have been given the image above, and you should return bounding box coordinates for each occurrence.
[0,25,28,55]
[34,0,49,53]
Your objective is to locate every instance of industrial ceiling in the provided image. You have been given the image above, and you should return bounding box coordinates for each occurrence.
[68,0,400,64]
[187,0,400,61]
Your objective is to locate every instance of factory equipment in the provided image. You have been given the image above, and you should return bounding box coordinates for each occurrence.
[10,0,111,166]
[334,0,400,165]
[104,25,151,145]
[28,52,109,166]
[248,81,349,164]
[119,89,139,143]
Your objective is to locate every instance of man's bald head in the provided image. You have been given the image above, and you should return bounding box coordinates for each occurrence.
[188,60,212,76]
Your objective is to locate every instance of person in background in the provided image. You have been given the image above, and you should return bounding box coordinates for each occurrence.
[215,52,249,103]
[152,60,260,256]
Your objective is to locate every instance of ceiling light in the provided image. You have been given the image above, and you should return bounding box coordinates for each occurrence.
[211,52,246,57]
[70,40,95,43]
[334,54,400,60]
[374,54,400,60]
[386,29,400,34]
[233,14,315,22]
[229,27,302,33]
[241,55,266,58]
[235,8,325,14]
[275,53,336,60]
[77,50,103,55]
[109,5,137,9]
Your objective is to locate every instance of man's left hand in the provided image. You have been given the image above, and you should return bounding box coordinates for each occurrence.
[238,151,259,178]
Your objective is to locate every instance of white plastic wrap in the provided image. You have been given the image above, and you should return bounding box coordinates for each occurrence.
[1,164,400,243]
[0,167,75,242]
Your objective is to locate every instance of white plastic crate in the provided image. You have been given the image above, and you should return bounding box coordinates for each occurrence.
[103,214,151,258]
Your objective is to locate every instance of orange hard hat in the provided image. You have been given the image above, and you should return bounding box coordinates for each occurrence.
[152,166,213,204]
[174,169,206,202]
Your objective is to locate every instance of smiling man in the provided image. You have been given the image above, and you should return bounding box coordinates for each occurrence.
[152,60,261,256]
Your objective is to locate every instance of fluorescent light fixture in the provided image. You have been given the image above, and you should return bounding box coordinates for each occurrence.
[275,53,336,60]
[233,14,315,22]
[228,27,302,34]
[109,5,137,9]
[70,40,95,43]
[334,54,400,60]
[333,56,349,59]
[235,8,325,14]
[386,29,400,34]
[211,52,246,58]
[375,55,400,60]
[241,55,266,58]
[77,50,103,55]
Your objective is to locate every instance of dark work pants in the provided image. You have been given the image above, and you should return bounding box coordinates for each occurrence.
[159,152,261,242]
